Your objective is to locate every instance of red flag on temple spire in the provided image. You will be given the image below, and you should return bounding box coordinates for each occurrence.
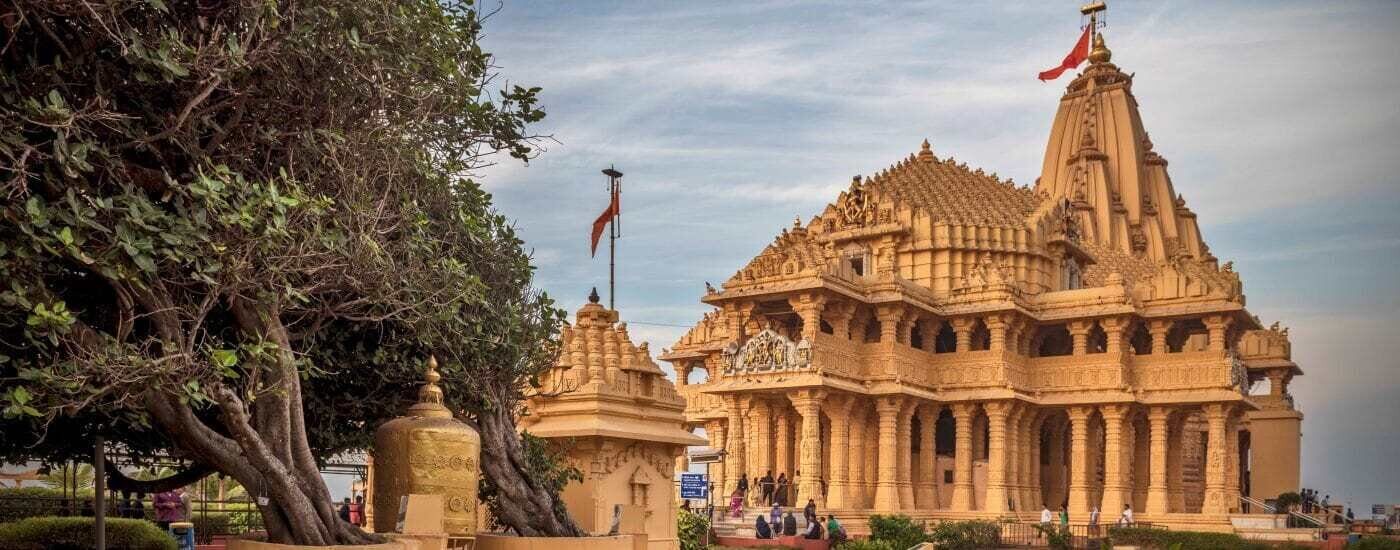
[589,186,618,258]
[1038,26,1091,81]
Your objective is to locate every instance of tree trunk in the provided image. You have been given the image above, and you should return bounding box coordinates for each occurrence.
[477,397,584,537]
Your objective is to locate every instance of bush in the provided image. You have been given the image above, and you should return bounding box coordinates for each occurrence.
[868,514,927,550]
[927,520,1001,550]
[1032,523,1073,550]
[0,488,91,523]
[1275,491,1302,511]
[0,516,175,550]
[1107,526,1268,550]
[676,509,708,550]
[838,539,895,550]
[1349,537,1400,550]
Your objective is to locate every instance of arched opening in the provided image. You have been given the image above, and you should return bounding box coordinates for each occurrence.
[864,319,881,343]
[1087,322,1108,353]
[910,321,925,351]
[1167,319,1207,352]
[685,363,709,385]
[935,408,956,456]
[1130,321,1152,355]
[820,319,833,335]
[934,321,957,353]
[970,319,991,351]
[1036,325,1072,357]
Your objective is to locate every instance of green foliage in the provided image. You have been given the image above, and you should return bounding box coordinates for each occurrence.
[1032,523,1074,550]
[1275,491,1302,510]
[0,516,176,550]
[1349,537,1400,550]
[867,514,927,550]
[927,520,1001,550]
[478,432,581,532]
[677,509,709,550]
[836,540,895,550]
[1107,526,1269,550]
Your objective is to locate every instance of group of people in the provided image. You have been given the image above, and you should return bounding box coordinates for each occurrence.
[752,498,846,544]
[337,495,368,527]
[111,488,190,531]
[1038,502,1134,533]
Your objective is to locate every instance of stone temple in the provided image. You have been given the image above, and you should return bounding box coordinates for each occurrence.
[660,32,1302,532]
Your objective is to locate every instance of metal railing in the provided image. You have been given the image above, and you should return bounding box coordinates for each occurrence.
[993,522,1162,548]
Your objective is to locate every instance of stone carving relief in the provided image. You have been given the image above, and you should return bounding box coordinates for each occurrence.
[721,329,811,374]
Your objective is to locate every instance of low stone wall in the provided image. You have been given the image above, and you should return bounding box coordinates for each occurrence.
[228,540,417,550]
[473,533,646,550]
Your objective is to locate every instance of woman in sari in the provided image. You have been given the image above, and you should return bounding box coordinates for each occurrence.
[729,489,745,518]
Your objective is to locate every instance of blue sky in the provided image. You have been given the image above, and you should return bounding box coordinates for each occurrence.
[471,1,1400,511]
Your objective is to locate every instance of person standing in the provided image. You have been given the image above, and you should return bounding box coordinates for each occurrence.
[1119,504,1134,526]
[759,471,775,506]
[826,515,846,544]
[803,498,818,525]
[774,473,789,507]
[338,497,352,523]
[153,489,184,531]
[351,495,365,527]
[1089,506,1100,536]
[1059,505,1069,528]
[737,474,749,499]
[1040,505,1053,538]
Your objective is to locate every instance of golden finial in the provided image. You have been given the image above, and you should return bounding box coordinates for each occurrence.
[1089,33,1112,64]
[407,355,452,418]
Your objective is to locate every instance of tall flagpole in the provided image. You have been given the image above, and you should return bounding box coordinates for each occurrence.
[602,166,623,310]
[1082,1,1106,40]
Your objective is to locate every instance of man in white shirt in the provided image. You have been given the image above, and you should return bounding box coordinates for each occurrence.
[1040,506,1053,538]
[1119,504,1134,526]
[1089,506,1100,535]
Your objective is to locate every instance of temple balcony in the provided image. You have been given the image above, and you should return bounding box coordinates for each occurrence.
[1025,353,1131,392]
[1128,349,1249,395]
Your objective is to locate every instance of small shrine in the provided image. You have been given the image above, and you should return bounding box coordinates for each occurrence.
[520,289,706,550]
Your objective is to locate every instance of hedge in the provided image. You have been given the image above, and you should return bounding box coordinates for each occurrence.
[0,516,176,550]
[1349,537,1400,550]
[1107,526,1269,550]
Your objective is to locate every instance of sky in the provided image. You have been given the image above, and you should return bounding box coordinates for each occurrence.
[470,1,1400,512]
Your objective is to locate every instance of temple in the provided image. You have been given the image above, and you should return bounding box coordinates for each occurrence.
[660,30,1303,532]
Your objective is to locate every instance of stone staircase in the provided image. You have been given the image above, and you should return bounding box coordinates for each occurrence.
[711,507,819,539]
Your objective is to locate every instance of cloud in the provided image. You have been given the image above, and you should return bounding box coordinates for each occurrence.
[471,0,1400,509]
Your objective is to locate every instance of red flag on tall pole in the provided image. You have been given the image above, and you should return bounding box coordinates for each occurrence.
[589,186,618,257]
[1038,26,1091,81]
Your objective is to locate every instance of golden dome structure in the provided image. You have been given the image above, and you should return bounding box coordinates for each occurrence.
[371,356,480,536]
[1088,32,1112,64]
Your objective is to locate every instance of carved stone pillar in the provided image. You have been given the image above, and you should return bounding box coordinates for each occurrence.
[817,299,851,338]
[776,409,792,480]
[874,395,905,510]
[950,402,977,511]
[985,401,1011,513]
[1100,404,1130,515]
[1069,320,1093,356]
[824,395,854,508]
[847,407,868,508]
[1030,414,1044,509]
[1067,406,1093,517]
[897,400,917,508]
[676,365,689,387]
[1167,416,1185,512]
[1146,406,1171,514]
[952,318,975,352]
[724,396,746,495]
[876,304,905,345]
[1101,317,1130,355]
[789,293,828,343]
[709,420,727,499]
[1204,314,1233,352]
[1226,412,1242,512]
[1203,403,1230,514]
[753,399,773,480]
[987,315,1009,352]
[1005,404,1023,511]
[916,405,939,508]
[793,389,827,507]
[1148,320,1171,355]
[1021,409,1039,509]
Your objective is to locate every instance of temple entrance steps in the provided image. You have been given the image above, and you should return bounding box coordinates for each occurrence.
[710,507,820,538]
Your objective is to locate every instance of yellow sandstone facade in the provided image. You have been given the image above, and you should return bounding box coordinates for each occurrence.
[523,290,706,550]
[660,33,1303,531]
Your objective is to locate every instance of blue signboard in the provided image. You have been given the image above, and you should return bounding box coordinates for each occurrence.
[679,473,708,499]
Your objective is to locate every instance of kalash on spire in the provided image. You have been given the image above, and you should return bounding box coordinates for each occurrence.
[661,0,1304,531]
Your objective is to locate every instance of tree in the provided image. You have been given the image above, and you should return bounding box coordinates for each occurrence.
[0,0,580,543]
